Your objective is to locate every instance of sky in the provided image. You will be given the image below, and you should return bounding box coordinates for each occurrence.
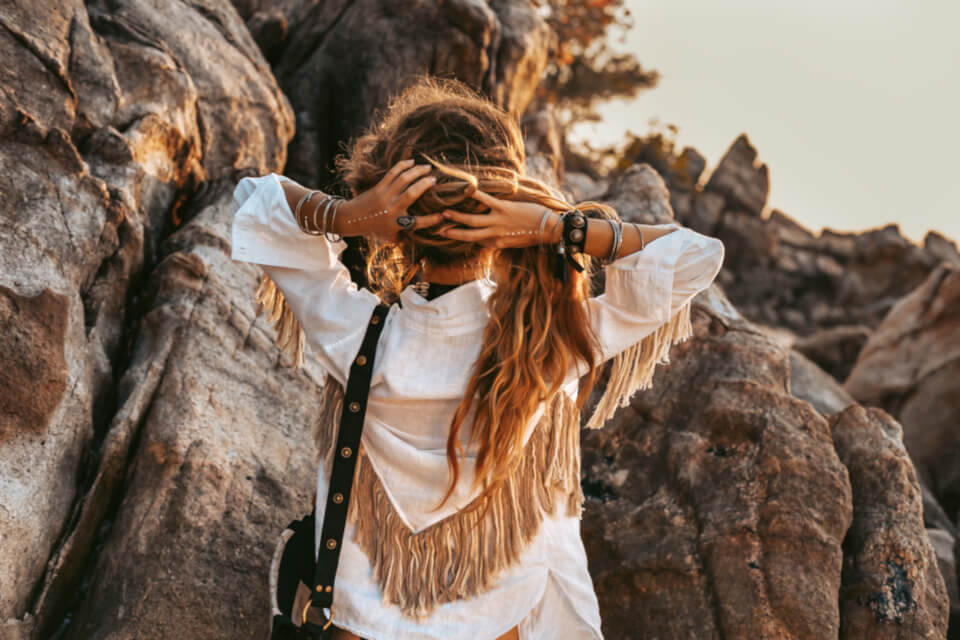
[570,0,960,246]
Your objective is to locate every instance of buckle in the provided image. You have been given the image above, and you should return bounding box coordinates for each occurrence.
[300,599,333,631]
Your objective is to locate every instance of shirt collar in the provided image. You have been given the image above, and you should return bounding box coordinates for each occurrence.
[397,276,497,331]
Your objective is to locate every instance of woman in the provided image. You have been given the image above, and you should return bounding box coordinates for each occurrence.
[231,76,724,640]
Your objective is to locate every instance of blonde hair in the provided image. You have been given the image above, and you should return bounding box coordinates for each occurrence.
[335,75,615,509]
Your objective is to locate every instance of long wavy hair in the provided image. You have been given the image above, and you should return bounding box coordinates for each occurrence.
[335,75,616,509]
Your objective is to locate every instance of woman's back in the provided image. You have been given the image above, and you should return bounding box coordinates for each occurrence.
[231,75,724,640]
[231,170,724,639]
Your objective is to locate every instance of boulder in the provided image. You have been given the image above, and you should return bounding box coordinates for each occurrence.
[272,0,553,188]
[704,134,769,216]
[830,406,949,638]
[0,0,292,635]
[581,284,949,638]
[845,264,960,521]
[62,181,323,639]
[582,284,855,638]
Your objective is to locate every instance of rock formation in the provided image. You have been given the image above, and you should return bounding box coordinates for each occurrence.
[0,0,293,637]
[0,0,955,638]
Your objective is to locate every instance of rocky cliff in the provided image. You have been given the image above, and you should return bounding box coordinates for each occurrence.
[0,1,954,639]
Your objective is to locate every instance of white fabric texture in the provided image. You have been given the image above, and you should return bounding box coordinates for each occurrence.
[231,173,725,640]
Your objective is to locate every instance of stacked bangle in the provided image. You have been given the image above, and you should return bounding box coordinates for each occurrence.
[294,190,346,241]
[605,218,623,263]
[296,191,323,235]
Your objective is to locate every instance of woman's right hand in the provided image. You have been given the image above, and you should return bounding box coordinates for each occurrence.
[337,158,447,241]
[438,189,561,249]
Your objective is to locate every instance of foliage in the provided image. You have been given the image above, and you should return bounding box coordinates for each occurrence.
[532,0,660,128]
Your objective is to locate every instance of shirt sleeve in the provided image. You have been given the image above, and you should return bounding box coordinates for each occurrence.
[586,222,726,365]
[230,173,381,385]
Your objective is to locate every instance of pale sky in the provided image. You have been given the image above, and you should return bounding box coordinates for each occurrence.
[570,0,960,246]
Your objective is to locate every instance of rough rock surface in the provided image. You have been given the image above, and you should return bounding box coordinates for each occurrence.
[63,182,326,638]
[831,406,950,638]
[1,0,955,638]
[845,264,960,522]
[621,132,960,347]
[580,282,948,639]
[0,0,292,636]
[581,281,856,638]
[271,0,553,189]
[579,167,948,638]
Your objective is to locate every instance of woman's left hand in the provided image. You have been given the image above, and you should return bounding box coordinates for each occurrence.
[338,159,447,241]
[438,189,559,249]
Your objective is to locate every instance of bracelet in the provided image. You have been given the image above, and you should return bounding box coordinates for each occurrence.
[325,198,344,242]
[605,218,622,263]
[311,195,332,235]
[548,213,563,248]
[297,191,324,235]
[294,191,312,224]
[552,209,587,283]
[537,209,553,252]
[633,223,646,250]
[561,209,587,254]
[319,197,336,238]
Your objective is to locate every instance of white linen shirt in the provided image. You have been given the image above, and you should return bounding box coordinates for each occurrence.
[231,173,725,640]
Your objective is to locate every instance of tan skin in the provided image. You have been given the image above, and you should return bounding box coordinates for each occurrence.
[282,158,679,285]
[281,160,676,639]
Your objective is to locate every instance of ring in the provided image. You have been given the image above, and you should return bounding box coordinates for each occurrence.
[396,214,416,229]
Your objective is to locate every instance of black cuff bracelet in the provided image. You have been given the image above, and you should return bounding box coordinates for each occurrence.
[562,209,587,254]
[552,209,587,283]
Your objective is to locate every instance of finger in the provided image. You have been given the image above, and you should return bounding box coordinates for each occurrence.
[397,175,437,208]
[439,226,498,242]
[411,212,446,229]
[441,209,492,228]
[468,189,501,209]
[383,158,416,186]
[390,164,433,197]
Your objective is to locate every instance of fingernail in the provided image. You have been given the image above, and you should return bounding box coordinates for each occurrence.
[442,210,450,217]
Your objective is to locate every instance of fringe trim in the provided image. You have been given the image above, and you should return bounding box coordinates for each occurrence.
[583,299,694,430]
[315,384,583,621]
[254,273,306,368]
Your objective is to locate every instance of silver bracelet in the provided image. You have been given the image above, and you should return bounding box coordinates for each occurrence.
[312,195,332,235]
[295,191,312,227]
[297,191,324,235]
[605,218,621,263]
[325,198,344,242]
[318,197,336,237]
[537,209,553,252]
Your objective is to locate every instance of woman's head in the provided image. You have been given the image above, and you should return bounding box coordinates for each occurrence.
[335,75,612,508]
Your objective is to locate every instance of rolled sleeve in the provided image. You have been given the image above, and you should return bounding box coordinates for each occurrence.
[588,223,725,364]
[231,173,381,384]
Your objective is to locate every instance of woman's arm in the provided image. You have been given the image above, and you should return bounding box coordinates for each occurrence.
[438,190,678,257]
[437,190,725,365]
[543,213,679,260]
[279,159,445,240]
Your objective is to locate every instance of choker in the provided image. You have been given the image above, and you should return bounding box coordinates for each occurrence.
[412,280,462,300]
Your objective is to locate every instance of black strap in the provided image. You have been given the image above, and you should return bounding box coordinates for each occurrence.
[310,302,390,609]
